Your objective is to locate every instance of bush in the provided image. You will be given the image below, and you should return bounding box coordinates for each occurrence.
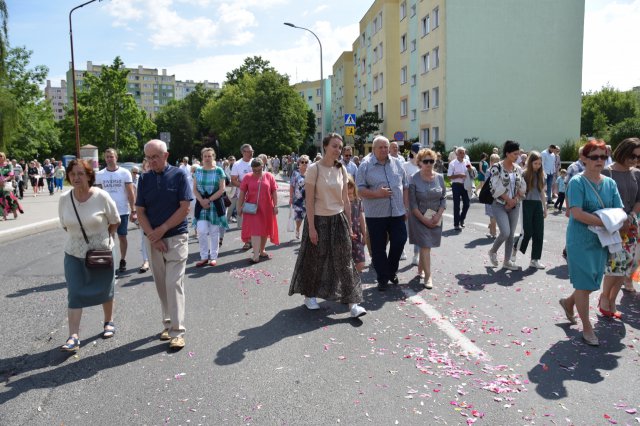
[464,141,498,162]
[559,138,585,162]
[433,140,446,155]
[609,117,640,150]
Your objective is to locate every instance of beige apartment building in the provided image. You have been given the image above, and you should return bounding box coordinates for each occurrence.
[330,52,355,137]
[45,80,68,121]
[331,0,584,152]
[175,80,220,101]
[67,61,177,117]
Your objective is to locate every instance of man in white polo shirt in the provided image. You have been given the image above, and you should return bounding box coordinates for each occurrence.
[230,144,254,250]
[96,148,136,273]
[447,147,471,231]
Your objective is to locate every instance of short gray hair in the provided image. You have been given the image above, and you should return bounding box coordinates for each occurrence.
[372,135,390,149]
[240,144,253,153]
[145,139,168,153]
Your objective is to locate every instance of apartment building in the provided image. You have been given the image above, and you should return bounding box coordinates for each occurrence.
[45,80,68,121]
[292,79,331,146]
[330,52,355,137]
[175,80,220,101]
[331,0,584,151]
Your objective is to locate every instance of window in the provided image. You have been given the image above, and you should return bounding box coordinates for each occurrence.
[410,39,416,52]
[400,34,407,52]
[422,90,430,110]
[432,87,440,108]
[410,109,417,121]
[421,14,430,36]
[400,1,406,20]
[317,117,322,126]
[379,102,384,119]
[400,66,407,84]
[373,75,379,92]
[400,99,408,117]
[433,7,440,28]
[316,103,322,111]
[308,95,313,101]
[432,127,439,144]
[378,43,383,60]
[433,47,440,68]
[316,88,321,96]
[379,72,384,89]
[361,58,366,74]
[373,47,378,62]
[317,132,322,141]
[410,4,416,17]
[410,74,416,86]
[421,53,430,73]
[421,128,430,146]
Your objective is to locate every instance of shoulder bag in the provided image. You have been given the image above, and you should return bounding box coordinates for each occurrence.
[70,192,114,269]
[242,176,262,214]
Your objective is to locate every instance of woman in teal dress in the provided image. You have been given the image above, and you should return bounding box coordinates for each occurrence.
[193,147,229,267]
[559,140,623,346]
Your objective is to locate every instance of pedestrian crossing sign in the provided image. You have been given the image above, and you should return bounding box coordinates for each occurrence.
[344,114,356,126]
[345,126,355,136]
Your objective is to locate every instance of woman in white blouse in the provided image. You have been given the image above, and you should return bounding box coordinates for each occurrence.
[58,159,120,352]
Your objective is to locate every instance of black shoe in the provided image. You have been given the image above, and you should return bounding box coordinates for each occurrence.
[118,259,126,273]
[454,226,462,231]
[390,275,399,285]
[460,222,465,228]
[377,282,389,292]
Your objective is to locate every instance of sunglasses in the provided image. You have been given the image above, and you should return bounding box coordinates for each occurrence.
[343,154,352,157]
[422,159,435,164]
[586,155,608,161]
[299,161,309,164]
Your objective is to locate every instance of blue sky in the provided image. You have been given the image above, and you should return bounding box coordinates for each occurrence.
[6,0,640,93]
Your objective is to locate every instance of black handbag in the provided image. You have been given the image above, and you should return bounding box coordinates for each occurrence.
[70,192,114,269]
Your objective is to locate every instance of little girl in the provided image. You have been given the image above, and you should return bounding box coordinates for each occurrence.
[0,176,24,220]
[347,176,366,273]
[484,154,500,238]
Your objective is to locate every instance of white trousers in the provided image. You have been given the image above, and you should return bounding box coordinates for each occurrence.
[197,220,220,260]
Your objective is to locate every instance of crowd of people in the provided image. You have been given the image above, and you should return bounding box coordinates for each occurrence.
[49,134,640,352]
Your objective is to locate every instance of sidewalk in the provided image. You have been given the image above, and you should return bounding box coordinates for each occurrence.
[0,189,62,243]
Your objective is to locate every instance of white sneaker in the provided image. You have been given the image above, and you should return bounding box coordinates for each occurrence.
[502,260,520,271]
[400,251,408,261]
[350,304,367,318]
[530,259,546,269]
[411,254,419,266]
[304,297,320,310]
[424,276,433,289]
[488,250,499,267]
[510,250,517,263]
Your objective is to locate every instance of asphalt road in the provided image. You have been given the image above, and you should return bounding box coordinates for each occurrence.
[1,190,640,426]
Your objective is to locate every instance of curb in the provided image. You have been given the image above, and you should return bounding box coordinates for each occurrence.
[0,218,60,244]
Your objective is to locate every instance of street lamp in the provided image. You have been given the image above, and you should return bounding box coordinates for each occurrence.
[69,0,103,158]
[283,22,324,147]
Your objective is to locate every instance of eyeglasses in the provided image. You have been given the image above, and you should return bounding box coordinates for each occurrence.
[343,154,352,158]
[299,161,309,164]
[422,159,435,164]
[144,154,163,162]
[586,155,608,161]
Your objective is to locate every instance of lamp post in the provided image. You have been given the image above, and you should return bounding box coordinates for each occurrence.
[283,22,324,147]
[69,0,102,158]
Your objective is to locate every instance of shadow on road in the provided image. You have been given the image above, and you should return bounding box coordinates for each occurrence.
[546,264,569,280]
[454,267,536,290]
[527,321,625,400]
[0,336,165,405]
[464,237,494,249]
[5,281,67,298]
[214,306,361,366]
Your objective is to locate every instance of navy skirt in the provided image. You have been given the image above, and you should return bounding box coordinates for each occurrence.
[64,253,115,309]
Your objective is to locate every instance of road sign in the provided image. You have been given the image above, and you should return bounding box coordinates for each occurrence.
[159,132,171,148]
[394,131,404,141]
[345,126,355,136]
[344,114,356,126]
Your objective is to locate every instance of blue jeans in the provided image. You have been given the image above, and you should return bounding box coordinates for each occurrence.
[451,182,469,227]
[46,177,54,194]
[546,173,554,202]
[366,216,407,285]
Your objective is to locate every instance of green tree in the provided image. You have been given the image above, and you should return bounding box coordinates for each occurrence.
[58,56,156,159]
[609,117,640,149]
[581,86,639,136]
[225,56,276,86]
[354,111,383,153]
[1,46,60,157]
[203,70,308,156]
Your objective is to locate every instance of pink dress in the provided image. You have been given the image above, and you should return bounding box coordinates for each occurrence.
[240,172,280,244]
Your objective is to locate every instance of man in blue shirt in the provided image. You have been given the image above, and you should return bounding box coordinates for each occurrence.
[136,139,193,350]
[357,135,409,291]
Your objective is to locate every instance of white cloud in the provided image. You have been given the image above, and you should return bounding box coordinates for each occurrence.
[104,0,258,48]
[582,0,640,91]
